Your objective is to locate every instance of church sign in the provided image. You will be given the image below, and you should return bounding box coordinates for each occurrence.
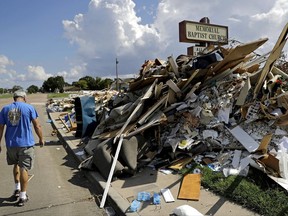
[179,20,228,44]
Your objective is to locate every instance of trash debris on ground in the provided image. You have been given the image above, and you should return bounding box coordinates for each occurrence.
[49,23,288,213]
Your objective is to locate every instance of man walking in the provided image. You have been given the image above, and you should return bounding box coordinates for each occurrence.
[0,90,44,206]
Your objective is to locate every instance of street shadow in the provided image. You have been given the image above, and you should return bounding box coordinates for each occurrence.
[61,154,94,191]
[0,195,19,207]
[61,154,79,169]
[121,167,158,188]
[68,170,93,190]
[34,140,62,147]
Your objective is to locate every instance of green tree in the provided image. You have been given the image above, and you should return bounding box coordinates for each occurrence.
[102,78,113,89]
[0,88,7,94]
[12,85,23,92]
[27,85,39,94]
[42,76,65,92]
[95,77,113,89]
[79,76,97,90]
[74,79,88,90]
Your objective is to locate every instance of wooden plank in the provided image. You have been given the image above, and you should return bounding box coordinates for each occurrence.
[137,95,168,125]
[209,38,268,76]
[127,111,167,137]
[168,55,179,77]
[129,75,169,92]
[178,173,201,201]
[91,124,134,139]
[166,79,181,94]
[253,23,288,98]
[256,133,273,154]
[181,69,200,92]
[168,157,193,170]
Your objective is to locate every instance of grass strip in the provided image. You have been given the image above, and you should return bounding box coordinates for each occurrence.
[181,165,288,216]
[48,93,70,99]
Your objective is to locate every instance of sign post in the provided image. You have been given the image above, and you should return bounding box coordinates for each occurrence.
[179,18,229,56]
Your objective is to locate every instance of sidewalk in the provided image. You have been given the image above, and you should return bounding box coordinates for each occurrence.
[49,112,259,216]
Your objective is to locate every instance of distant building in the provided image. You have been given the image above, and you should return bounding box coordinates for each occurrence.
[110,78,133,91]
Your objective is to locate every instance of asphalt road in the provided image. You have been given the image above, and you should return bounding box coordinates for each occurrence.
[0,93,106,216]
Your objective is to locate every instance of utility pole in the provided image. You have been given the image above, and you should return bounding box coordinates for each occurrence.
[116,58,119,91]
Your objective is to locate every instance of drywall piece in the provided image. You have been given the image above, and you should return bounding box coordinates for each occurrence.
[239,155,252,171]
[236,77,251,106]
[228,126,259,152]
[178,173,201,201]
[217,106,231,124]
[232,150,242,168]
[160,188,175,203]
[279,137,288,179]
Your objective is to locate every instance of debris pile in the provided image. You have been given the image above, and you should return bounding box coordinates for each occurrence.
[57,24,288,193]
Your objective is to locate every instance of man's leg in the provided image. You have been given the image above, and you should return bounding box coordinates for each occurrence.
[17,167,29,206]
[13,164,20,183]
[17,147,34,206]
[13,164,21,197]
[19,167,28,194]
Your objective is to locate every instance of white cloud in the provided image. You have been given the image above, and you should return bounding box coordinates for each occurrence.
[252,0,288,22]
[1,0,287,89]
[63,0,161,57]
[0,55,14,74]
[62,0,163,78]
[26,65,52,81]
[61,0,287,81]
[0,55,19,88]
[57,63,87,83]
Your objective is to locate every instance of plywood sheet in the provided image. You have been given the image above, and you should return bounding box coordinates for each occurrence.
[178,173,201,200]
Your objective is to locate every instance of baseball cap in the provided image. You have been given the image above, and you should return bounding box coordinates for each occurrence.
[13,90,26,98]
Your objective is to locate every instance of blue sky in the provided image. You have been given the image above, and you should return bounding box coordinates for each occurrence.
[0,0,287,89]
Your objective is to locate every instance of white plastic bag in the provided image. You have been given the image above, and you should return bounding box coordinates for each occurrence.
[173,205,203,216]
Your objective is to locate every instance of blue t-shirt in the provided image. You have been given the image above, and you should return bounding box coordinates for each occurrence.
[0,101,38,148]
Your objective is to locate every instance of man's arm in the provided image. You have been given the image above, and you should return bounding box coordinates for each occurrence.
[0,124,4,153]
[32,118,45,147]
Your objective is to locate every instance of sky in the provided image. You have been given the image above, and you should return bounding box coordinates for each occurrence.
[0,0,287,90]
